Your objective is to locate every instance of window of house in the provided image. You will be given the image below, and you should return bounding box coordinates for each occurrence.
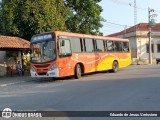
[157,44,160,53]
[146,44,154,53]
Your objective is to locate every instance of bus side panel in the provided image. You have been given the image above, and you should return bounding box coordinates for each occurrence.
[57,56,75,77]
[57,52,131,77]
[69,53,97,75]
[109,52,132,68]
[118,53,132,68]
[57,53,94,77]
[88,52,131,72]
[57,53,97,77]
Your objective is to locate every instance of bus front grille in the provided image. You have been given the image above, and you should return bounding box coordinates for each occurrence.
[34,64,50,68]
[38,72,47,75]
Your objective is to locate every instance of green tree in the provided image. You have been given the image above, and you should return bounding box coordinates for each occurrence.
[0,0,69,40]
[65,0,104,35]
[0,1,2,33]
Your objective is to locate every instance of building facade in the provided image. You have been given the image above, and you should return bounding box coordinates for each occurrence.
[108,23,160,64]
[0,36,30,76]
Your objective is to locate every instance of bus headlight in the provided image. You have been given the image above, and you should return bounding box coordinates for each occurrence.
[50,64,57,71]
[30,66,36,72]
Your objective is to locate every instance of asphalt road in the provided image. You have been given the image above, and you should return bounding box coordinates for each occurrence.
[0,65,160,120]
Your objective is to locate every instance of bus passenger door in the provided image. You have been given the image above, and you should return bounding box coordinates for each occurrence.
[58,38,72,77]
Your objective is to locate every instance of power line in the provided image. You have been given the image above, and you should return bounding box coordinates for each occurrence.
[101,21,130,35]
[100,29,124,35]
[102,27,124,33]
[102,0,160,35]
[109,0,130,6]
[100,28,120,33]
[109,0,160,12]
[102,21,127,27]
[102,23,125,28]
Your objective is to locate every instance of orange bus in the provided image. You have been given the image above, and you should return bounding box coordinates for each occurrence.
[30,31,131,79]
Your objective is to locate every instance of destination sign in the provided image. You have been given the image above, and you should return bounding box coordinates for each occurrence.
[31,33,53,42]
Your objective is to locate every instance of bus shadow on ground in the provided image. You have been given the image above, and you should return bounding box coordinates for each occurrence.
[32,70,113,83]
[32,76,74,83]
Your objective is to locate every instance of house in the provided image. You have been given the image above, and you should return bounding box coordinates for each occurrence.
[107,23,160,64]
[0,36,30,76]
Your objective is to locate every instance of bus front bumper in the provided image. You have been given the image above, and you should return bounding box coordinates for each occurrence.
[30,68,59,77]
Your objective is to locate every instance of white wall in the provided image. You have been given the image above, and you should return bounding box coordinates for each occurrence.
[152,38,160,59]
[129,37,137,58]
[136,32,160,60]
[0,51,6,76]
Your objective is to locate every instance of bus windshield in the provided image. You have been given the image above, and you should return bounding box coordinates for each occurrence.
[30,33,56,63]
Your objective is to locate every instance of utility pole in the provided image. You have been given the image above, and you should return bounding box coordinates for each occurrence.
[148,7,157,64]
[148,7,152,64]
[134,0,139,64]
[134,0,137,25]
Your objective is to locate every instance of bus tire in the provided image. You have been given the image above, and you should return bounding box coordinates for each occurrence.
[74,64,81,79]
[111,61,119,73]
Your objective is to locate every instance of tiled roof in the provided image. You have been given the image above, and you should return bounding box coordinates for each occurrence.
[0,36,30,49]
[107,23,160,37]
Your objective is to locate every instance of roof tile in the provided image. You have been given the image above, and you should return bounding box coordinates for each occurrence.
[107,23,160,37]
[0,36,30,49]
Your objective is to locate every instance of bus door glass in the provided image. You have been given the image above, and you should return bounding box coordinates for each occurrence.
[58,38,72,76]
[58,39,72,56]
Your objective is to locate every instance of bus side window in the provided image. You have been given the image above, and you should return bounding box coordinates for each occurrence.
[115,41,123,52]
[95,39,105,52]
[84,38,94,52]
[123,42,129,52]
[59,39,72,57]
[107,40,114,52]
[70,37,82,53]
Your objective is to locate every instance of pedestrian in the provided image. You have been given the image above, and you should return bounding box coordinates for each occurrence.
[22,63,26,76]
[16,61,21,76]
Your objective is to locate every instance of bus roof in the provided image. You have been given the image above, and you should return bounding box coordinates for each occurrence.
[36,31,129,42]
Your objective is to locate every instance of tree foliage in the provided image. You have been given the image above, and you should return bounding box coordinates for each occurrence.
[0,1,2,33]
[0,0,104,40]
[65,0,104,35]
[0,0,69,40]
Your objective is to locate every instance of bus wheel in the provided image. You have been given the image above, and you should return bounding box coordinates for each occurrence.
[111,61,119,73]
[75,64,81,79]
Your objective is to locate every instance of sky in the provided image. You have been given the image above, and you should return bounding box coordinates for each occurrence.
[99,0,160,35]
[0,0,159,36]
